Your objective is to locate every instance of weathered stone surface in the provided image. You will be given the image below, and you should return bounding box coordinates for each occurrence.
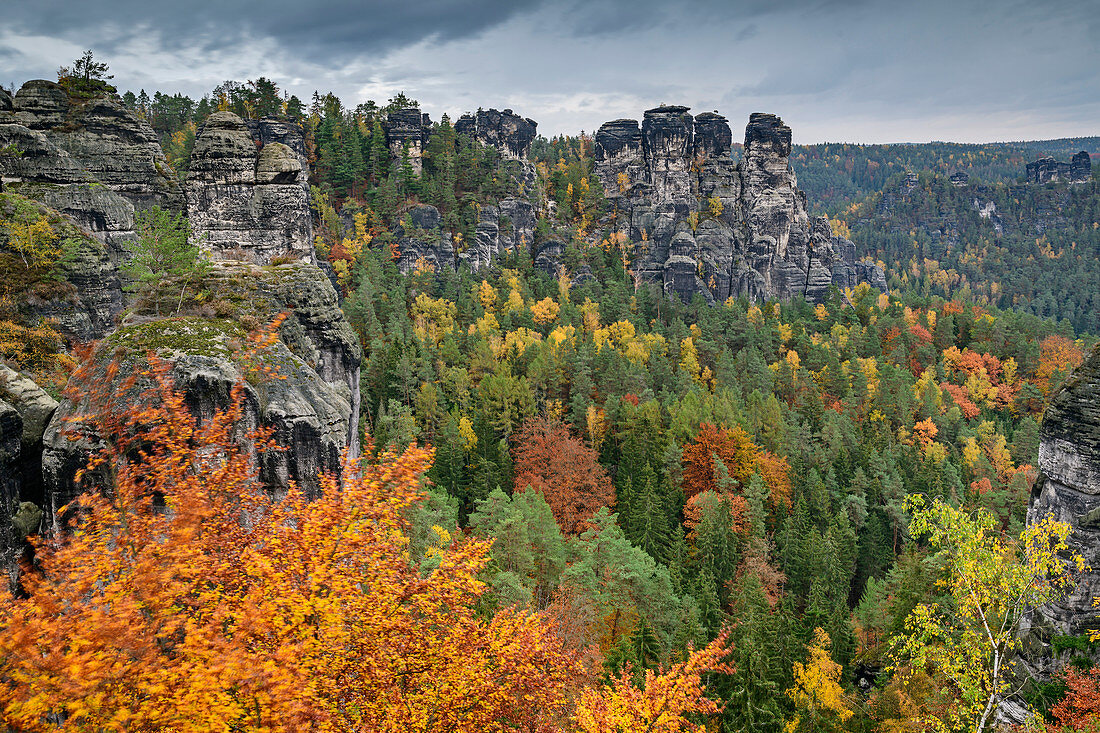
[0,365,58,506]
[0,123,136,253]
[245,116,309,188]
[10,80,184,212]
[594,108,883,303]
[393,204,457,275]
[455,108,537,159]
[458,196,536,272]
[41,260,361,524]
[186,111,313,264]
[383,108,430,175]
[1026,152,1092,184]
[0,193,124,340]
[1022,344,1100,675]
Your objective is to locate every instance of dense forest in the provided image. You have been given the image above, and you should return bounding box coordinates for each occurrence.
[2,66,1099,731]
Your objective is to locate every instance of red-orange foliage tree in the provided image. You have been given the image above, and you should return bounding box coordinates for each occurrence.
[574,632,733,733]
[681,424,791,509]
[1050,669,1100,731]
[0,354,589,731]
[511,414,614,534]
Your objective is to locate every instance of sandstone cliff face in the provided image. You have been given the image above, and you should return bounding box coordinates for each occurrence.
[185,111,314,264]
[455,108,537,160]
[595,108,884,303]
[41,260,361,524]
[382,108,431,176]
[8,80,184,213]
[0,91,137,260]
[0,194,124,341]
[1026,152,1092,184]
[1026,344,1100,643]
[245,116,310,189]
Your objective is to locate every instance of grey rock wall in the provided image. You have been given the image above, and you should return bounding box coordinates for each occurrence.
[595,108,884,303]
[185,111,314,264]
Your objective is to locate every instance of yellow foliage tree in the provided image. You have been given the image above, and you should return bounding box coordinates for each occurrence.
[894,496,1084,733]
[785,628,853,733]
[531,297,561,325]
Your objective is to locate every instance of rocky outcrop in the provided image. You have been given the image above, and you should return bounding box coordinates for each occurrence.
[455,109,537,160]
[0,365,58,506]
[245,116,310,189]
[1026,152,1092,184]
[0,122,136,254]
[461,197,537,272]
[1025,344,1100,643]
[8,80,184,212]
[0,193,124,341]
[595,108,883,303]
[185,111,314,264]
[382,108,431,176]
[41,260,361,523]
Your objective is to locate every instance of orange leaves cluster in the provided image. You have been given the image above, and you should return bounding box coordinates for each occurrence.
[1037,334,1084,396]
[1050,669,1100,731]
[0,356,588,732]
[681,423,791,509]
[574,633,733,733]
[512,414,614,535]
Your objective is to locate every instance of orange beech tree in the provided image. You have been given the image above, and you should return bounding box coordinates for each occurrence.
[574,631,733,733]
[681,423,791,509]
[0,352,591,732]
[0,348,732,731]
[511,414,614,534]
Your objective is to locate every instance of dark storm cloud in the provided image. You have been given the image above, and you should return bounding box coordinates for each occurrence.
[3,0,546,62]
[2,0,1098,141]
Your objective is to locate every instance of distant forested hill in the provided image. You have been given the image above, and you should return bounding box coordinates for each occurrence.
[786,138,1100,214]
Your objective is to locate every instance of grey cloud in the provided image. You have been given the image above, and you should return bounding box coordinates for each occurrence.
[3,0,546,62]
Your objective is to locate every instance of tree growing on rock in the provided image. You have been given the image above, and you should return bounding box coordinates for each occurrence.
[122,205,209,314]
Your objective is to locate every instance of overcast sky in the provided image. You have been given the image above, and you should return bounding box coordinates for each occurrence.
[2,0,1097,143]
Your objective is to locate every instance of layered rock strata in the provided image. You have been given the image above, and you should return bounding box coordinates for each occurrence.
[1026,343,1100,638]
[382,108,431,175]
[594,108,884,303]
[1026,152,1092,184]
[185,111,314,264]
[0,194,124,340]
[455,108,537,160]
[41,260,361,523]
[7,80,183,212]
[245,116,310,190]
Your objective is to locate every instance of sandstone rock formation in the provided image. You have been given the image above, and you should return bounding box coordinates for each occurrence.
[0,122,136,251]
[1026,151,1092,184]
[185,111,314,264]
[0,365,58,507]
[392,196,537,275]
[0,194,124,341]
[594,108,884,303]
[382,108,431,175]
[455,109,537,160]
[1025,343,1100,644]
[41,260,361,523]
[245,116,310,189]
[7,80,184,212]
